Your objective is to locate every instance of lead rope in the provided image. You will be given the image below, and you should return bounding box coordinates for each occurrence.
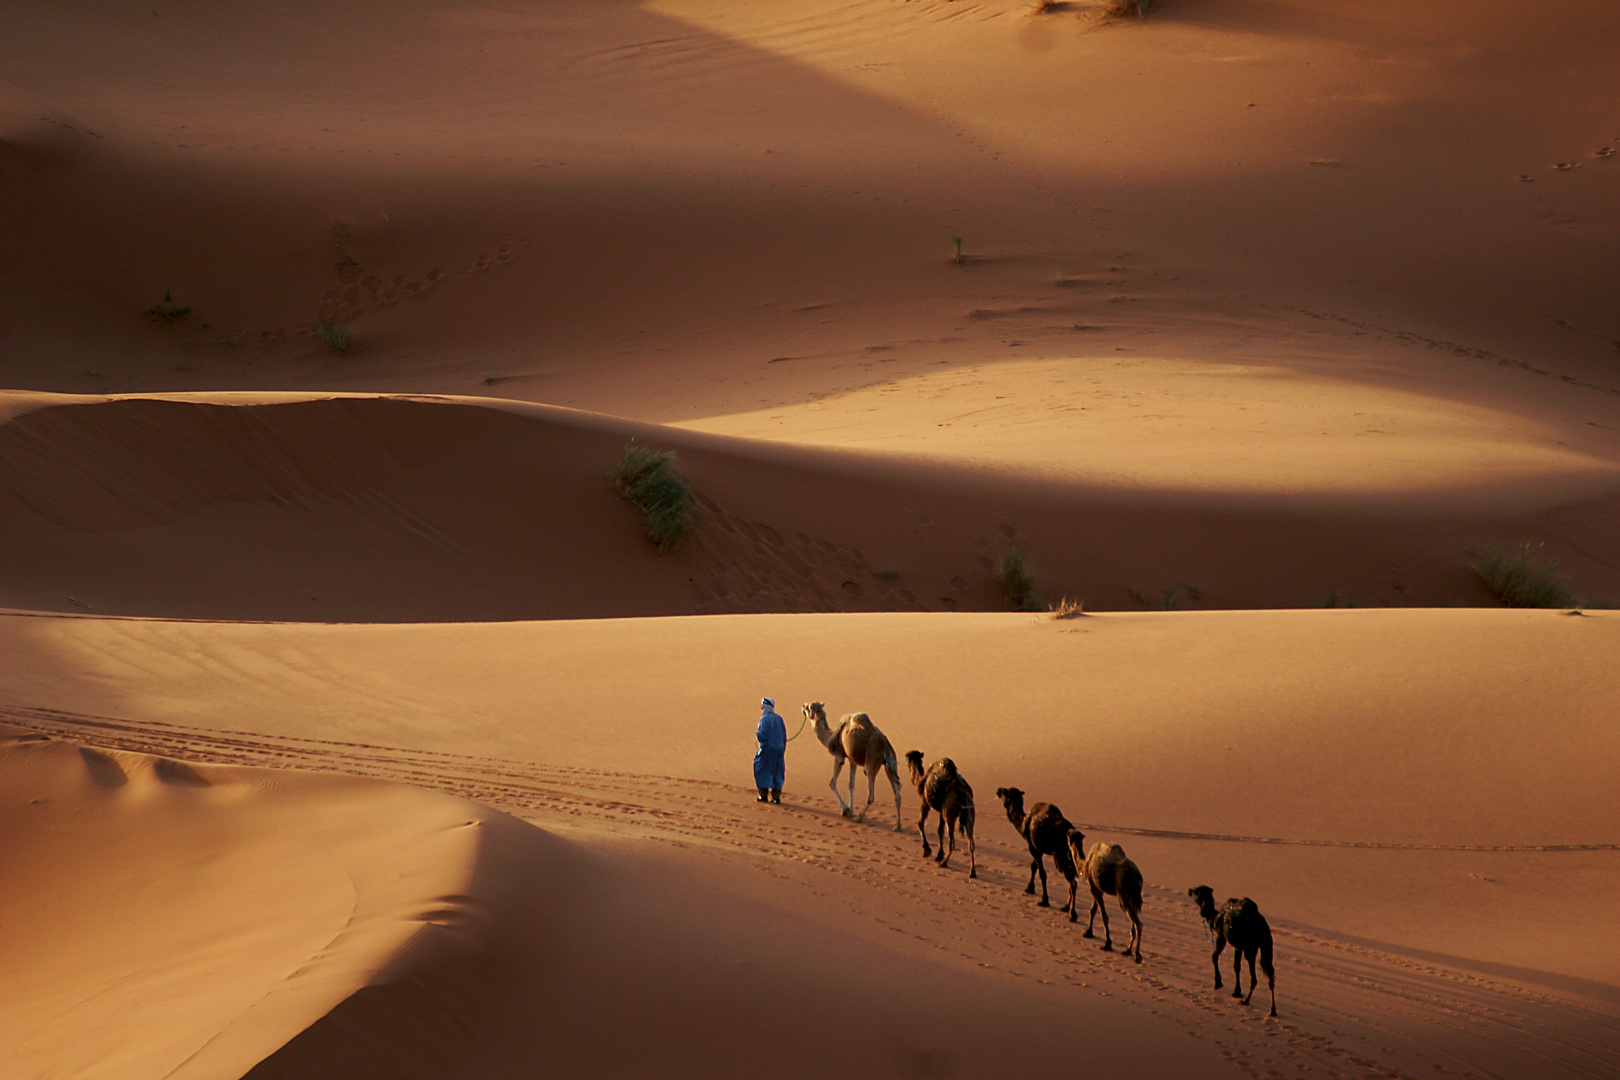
[783,714,809,742]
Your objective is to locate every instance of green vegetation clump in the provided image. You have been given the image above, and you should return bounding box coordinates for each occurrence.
[999,548,1041,611]
[145,290,191,324]
[316,319,351,354]
[1128,582,1202,610]
[614,444,694,553]
[1471,544,1574,608]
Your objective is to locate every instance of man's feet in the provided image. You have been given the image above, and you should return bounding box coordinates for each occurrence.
[770,789,781,804]
[756,788,769,803]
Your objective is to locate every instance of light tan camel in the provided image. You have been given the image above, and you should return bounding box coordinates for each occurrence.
[904,750,976,877]
[803,702,902,829]
[1068,837,1144,962]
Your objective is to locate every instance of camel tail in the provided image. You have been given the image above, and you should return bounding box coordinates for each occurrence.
[1258,924,1276,981]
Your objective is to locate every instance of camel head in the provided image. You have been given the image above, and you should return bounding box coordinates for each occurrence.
[996,786,1026,827]
[803,702,829,745]
[1188,885,1218,925]
[904,749,925,779]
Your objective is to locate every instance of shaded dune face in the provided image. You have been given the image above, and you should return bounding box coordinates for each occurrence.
[0,731,530,1080]
[2,392,1619,621]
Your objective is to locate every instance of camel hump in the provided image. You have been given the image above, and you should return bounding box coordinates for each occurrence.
[938,757,957,775]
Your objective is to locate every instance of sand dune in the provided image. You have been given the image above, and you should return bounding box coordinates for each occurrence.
[2,605,1618,1079]
[0,730,521,1080]
[3,0,1619,1076]
[2,390,1618,621]
[3,606,1616,988]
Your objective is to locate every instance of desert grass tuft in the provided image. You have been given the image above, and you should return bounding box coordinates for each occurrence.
[614,443,695,553]
[998,548,1041,611]
[1105,0,1150,15]
[316,319,351,354]
[1471,543,1574,608]
[144,290,192,324]
[1048,596,1085,619]
[951,234,965,264]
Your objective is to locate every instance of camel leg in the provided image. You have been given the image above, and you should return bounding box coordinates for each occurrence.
[1083,885,1100,938]
[853,764,870,822]
[1243,950,1258,1005]
[1125,901,1142,962]
[1032,853,1049,906]
[935,813,947,865]
[1092,888,1113,949]
[965,823,976,879]
[1232,949,1245,1000]
[1211,932,1226,989]
[916,803,932,858]
[1263,964,1276,1017]
[829,759,853,817]
[888,765,903,832]
[1065,871,1079,922]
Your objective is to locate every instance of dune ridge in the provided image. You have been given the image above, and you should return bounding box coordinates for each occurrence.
[2,390,1618,622]
[0,729,553,1080]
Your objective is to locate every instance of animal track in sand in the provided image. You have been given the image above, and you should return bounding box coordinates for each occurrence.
[6,704,1618,1080]
[686,493,924,614]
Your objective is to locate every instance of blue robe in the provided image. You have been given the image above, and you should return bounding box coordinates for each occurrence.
[753,710,787,789]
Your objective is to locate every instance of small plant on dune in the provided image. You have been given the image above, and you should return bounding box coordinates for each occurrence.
[1106,0,1150,16]
[614,443,695,553]
[316,319,351,354]
[1470,543,1575,608]
[876,569,901,581]
[1048,596,1085,619]
[998,548,1041,612]
[951,235,965,264]
[1128,582,1202,610]
[144,290,192,324]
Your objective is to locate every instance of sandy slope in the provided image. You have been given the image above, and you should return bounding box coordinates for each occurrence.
[3,606,1616,987]
[2,606,1617,1079]
[0,730,520,1080]
[2,1,1619,1077]
[2,390,1618,621]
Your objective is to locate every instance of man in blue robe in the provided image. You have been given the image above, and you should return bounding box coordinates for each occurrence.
[754,697,787,804]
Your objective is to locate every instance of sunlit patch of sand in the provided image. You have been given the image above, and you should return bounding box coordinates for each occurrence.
[675,354,1619,493]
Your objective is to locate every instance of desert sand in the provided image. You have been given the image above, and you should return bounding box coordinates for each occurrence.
[2,0,1617,1077]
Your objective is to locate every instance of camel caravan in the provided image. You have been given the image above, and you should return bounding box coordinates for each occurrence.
[784,702,1280,1016]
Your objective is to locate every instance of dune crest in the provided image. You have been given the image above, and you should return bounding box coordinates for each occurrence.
[0,730,545,1080]
[2,390,1618,621]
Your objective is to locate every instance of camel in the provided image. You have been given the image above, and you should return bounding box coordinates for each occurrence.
[803,702,902,829]
[1068,837,1143,962]
[1189,885,1277,1017]
[904,750,976,878]
[995,786,1079,919]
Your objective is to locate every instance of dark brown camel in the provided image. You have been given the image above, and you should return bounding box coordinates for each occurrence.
[904,751,976,878]
[995,787,1078,919]
[1189,885,1276,1017]
[1068,836,1144,962]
